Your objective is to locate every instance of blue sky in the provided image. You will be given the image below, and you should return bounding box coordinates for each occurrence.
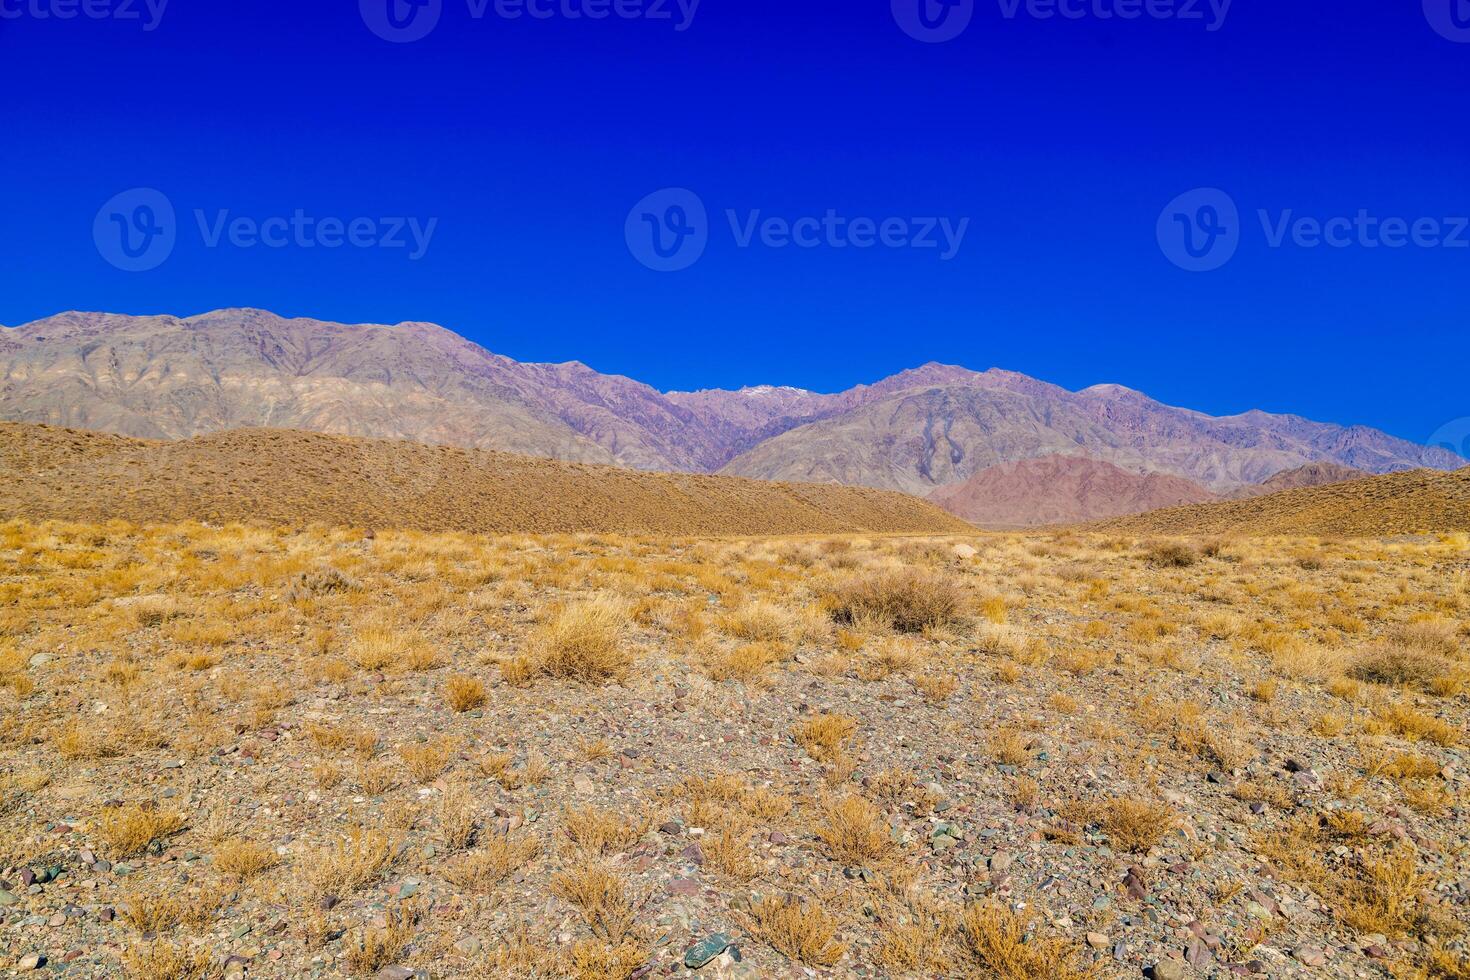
[1,0,1466,446]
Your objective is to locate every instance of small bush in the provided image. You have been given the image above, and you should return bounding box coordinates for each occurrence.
[828,569,963,633]
[97,803,186,857]
[958,903,1092,980]
[1098,797,1177,852]
[213,838,278,878]
[527,596,632,682]
[443,675,486,712]
[1145,542,1199,568]
[744,895,846,967]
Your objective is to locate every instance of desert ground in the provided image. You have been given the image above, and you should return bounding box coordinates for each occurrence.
[0,522,1467,979]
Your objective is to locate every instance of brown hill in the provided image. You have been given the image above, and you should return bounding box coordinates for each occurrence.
[0,423,969,536]
[1225,461,1369,499]
[928,455,1218,528]
[3,310,1461,494]
[1088,467,1470,537]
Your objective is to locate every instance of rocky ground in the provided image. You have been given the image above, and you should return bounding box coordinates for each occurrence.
[0,521,1466,978]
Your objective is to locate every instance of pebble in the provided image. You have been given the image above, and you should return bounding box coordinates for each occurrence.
[1086,932,1109,948]
[17,954,45,970]
[1150,960,1185,980]
[1292,947,1327,967]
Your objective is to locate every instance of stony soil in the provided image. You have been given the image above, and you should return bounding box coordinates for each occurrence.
[0,522,1466,979]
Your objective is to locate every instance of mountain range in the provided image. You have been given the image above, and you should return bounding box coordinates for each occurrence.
[1,309,1462,507]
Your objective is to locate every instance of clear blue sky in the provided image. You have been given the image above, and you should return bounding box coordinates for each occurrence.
[1,0,1466,444]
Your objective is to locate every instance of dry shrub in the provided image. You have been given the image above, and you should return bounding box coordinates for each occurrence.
[792,713,857,762]
[349,627,432,672]
[437,783,478,851]
[1145,541,1199,568]
[343,901,420,975]
[213,838,278,878]
[875,898,953,973]
[479,751,548,790]
[526,595,632,682]
[443,834,539,890]
[121,892,183,932]
[120,941,217,980]
[304,828,396,898]
[913,673,958,704]
[443,674,486,712]
[1371,703,1460,747]
[744,895,846,967]
[814,793,894,865]
[718,600,798,643]
[551,862,640,942]
[1097,798,1177,853]
[1349,645,1458,693]
[706,641,784,683]
[398,737,457,782]
[1339,845,1429,937]
[563,806,648,857]
[97,803,186,856]
[958,902,1094,980]
[702,825,761,880]
[828,569,963,634]
[565,939,648,980]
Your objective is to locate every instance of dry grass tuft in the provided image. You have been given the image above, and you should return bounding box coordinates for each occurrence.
[550,862,641,943]
[442,674,486,712]
[744,894,846,967]
[443,834,539,891]
[814,793,895,866]
[97,804,187,857]
[525,595,632,682]
[562,806,649,857]
[957,902,1094,980]
[212,838,278,878]
[792,713,857,762]
[303,828,397,898]
[829,569,964,633]
[1097,798,1177,853]
[120,941,217,980]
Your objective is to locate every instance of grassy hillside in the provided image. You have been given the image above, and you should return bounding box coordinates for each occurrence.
[1090,467,1470,536]
[0,423,971,536]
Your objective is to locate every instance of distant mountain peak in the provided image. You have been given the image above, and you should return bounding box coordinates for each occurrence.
[2,308,1463,494]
